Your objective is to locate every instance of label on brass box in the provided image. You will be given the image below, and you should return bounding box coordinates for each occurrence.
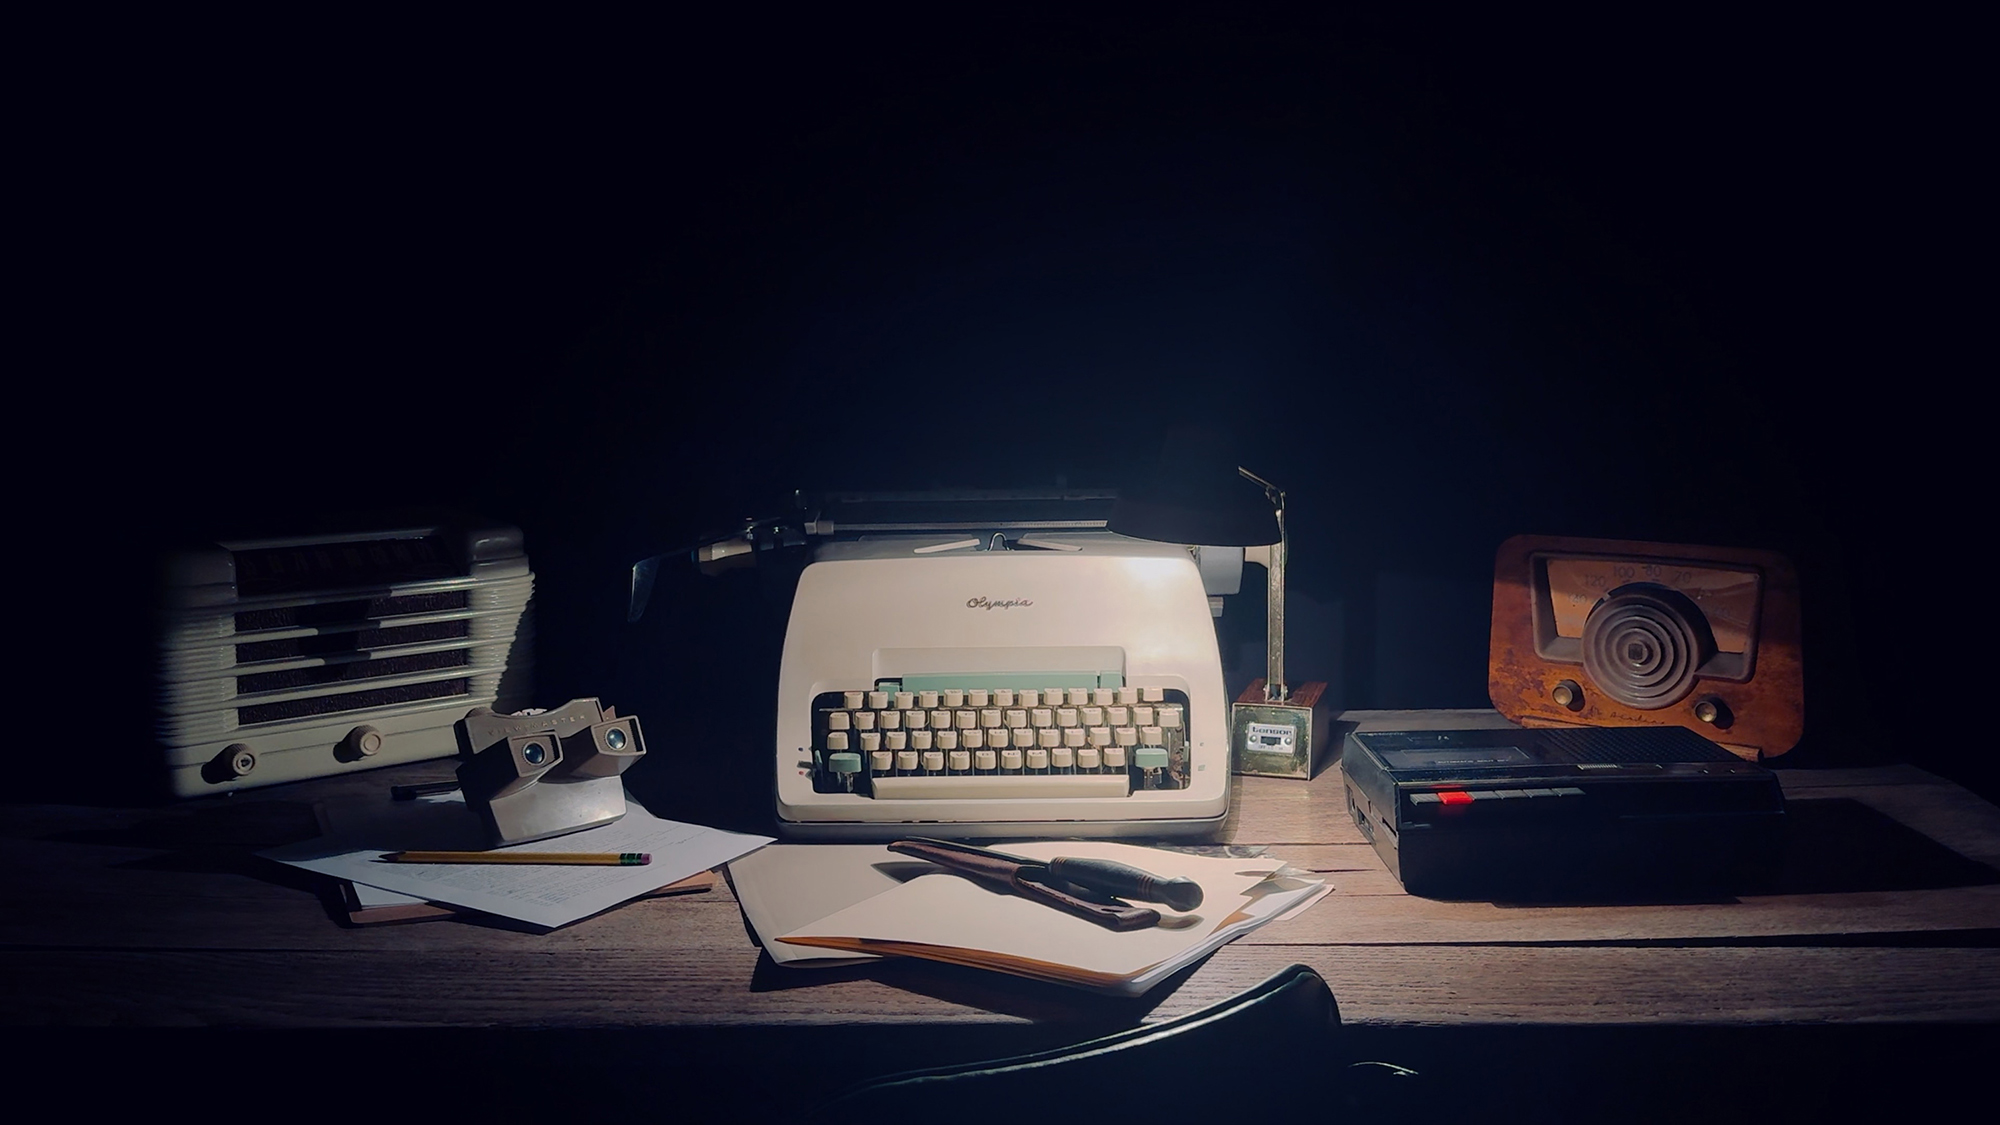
[1231,681,1330,779]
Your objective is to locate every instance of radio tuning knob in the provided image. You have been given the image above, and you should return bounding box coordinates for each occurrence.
[337,724,384,761]
[1552,680,1585,711]
[202,744,258,784]
[1693,697,1733,728]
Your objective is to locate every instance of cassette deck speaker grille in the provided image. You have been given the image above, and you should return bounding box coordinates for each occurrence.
[1537,727,1738,764]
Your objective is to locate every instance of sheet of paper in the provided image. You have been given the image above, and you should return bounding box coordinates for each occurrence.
[725,844,912,964]
[349,881,428,908]
[779,841,1296,979]
[1120,876,1333,994]
[262,791,771,929]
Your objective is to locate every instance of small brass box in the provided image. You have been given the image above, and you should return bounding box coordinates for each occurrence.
[1231,680,1331,779]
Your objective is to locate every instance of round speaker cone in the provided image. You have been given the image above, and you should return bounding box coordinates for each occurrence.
[1581,583,1715,709]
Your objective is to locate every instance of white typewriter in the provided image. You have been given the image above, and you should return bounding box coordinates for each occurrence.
[754,493,1240,839]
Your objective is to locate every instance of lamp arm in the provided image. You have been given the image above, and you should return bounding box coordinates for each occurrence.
[1236,468,1288,703]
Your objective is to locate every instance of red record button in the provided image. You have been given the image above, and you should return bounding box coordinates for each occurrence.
[1438,790,1474,805]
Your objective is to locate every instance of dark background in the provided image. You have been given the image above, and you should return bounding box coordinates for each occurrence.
[20,9,1994,1113]
[57,9,1980,799]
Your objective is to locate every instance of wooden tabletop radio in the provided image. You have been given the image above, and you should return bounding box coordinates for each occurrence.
[1488,534,1804,760]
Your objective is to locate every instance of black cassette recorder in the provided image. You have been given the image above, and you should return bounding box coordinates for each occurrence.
[1341,726,1784,898]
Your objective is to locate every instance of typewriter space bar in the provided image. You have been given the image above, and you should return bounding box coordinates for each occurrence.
[868,775,1131,799]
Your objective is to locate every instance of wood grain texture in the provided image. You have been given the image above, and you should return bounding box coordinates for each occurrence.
[7,943,1994,1028]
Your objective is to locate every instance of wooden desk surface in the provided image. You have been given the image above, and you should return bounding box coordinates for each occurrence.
[6,710,1999,1035]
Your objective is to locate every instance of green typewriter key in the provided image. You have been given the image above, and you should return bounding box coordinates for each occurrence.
[828,751,862,793]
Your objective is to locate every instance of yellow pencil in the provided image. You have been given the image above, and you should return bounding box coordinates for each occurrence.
[379,851,651,865]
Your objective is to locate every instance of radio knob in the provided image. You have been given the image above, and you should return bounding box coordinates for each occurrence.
[1693,697,1734,728]
[1552,680,1585,711]
[342,724,385,759]
[202,743,259,783]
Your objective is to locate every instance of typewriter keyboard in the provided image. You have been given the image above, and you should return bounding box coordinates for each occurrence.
[803,684,1192,798]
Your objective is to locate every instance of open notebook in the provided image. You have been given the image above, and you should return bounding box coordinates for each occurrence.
[731,841,1328,996]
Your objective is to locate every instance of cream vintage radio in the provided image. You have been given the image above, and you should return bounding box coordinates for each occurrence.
[1488,534,1803,760]
[156,521,536,796]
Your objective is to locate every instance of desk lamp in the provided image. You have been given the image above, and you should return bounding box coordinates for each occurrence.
[1108,443,1330,779]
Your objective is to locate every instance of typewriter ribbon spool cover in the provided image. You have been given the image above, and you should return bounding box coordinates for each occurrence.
[1488,534,1803,760]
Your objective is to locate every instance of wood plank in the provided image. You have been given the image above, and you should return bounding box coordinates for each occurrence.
[1246,884,2000,944]
[6,842,1994,954]
[6,797,1997,950]
[1177,944,2000,1025]
[8,942,1994,1028]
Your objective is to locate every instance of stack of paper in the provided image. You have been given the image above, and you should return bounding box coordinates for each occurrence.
[262,791,770,930]
[729,841,1328,996]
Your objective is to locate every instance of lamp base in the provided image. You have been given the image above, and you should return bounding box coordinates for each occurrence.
[1230,680,1330,779]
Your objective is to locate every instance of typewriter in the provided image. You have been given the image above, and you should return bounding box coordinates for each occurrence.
[669,491,1239,839]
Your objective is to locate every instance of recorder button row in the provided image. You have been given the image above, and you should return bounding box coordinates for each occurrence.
[1412,788,1586,804]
